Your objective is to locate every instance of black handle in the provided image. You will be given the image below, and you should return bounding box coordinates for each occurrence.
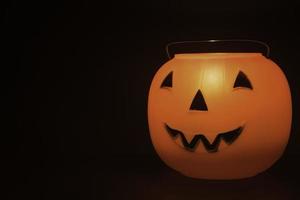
[166,40,270,59]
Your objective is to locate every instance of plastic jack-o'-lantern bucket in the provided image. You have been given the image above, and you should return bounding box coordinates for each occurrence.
[148,40,292,180]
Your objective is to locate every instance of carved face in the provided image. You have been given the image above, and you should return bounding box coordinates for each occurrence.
[148,53,292,179]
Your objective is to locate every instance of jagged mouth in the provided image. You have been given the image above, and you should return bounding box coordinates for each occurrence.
[165,124,244,153]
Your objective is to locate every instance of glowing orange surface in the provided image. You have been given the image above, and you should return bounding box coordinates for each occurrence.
[148,53,292,179]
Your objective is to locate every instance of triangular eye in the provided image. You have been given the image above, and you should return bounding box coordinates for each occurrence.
[160,71,173,88]
[233,71,253,89]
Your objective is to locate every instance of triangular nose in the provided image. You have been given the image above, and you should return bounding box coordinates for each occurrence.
[190,90,208,111]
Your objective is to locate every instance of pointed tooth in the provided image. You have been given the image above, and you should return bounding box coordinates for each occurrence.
[222,127,243,144]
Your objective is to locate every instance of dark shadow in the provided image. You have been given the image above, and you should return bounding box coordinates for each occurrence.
[105,155,294,200]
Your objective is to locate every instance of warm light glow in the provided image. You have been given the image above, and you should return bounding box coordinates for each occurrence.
[202,66,225,93]
[148,53,292,180]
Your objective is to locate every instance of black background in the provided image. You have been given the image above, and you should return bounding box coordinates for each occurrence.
[9,0,300,199]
